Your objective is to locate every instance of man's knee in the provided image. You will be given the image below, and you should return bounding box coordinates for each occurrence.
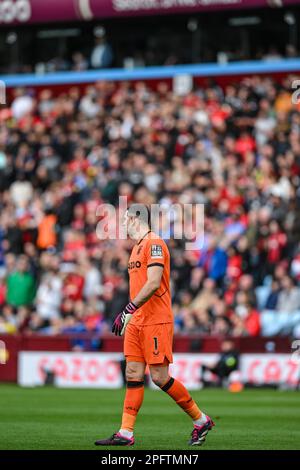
[126,362,144,382]
[150,366,169,388]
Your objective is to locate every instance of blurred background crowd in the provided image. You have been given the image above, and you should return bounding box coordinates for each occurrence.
[0,74,300,339]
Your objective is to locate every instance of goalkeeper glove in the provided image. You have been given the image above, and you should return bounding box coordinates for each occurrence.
[112,301,137,336]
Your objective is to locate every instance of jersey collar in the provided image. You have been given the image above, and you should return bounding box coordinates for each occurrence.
[137,230,152,246]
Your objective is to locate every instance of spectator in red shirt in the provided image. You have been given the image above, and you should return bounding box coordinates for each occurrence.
[266,220,287,267]
[62,269,84,302]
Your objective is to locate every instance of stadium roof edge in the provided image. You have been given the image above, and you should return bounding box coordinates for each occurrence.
[1,59,300,88]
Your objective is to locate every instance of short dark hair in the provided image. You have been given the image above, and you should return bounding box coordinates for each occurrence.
[127,204,151,227]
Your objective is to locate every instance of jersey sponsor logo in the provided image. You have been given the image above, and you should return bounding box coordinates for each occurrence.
[128,260,141,270]
[151,244,163,259]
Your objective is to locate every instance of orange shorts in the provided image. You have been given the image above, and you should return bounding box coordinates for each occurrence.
[124,322,174,365]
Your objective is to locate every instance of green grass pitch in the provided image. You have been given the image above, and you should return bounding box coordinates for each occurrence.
[0,384,300,450]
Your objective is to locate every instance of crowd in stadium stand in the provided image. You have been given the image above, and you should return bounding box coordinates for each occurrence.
[41,44,299,74]
[1,21,299,75]
[0,75,300,343]
[8,43,300,76]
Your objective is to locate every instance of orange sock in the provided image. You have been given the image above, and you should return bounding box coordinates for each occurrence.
[121,381,144,432]
[160,377,202,421]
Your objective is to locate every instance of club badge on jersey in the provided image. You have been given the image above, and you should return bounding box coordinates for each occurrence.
[151,245,163,259]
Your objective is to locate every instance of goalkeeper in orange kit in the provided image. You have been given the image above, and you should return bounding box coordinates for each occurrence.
[95,204,214,446]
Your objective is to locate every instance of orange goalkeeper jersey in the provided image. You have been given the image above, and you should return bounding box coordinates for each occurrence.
[128,231,173,326]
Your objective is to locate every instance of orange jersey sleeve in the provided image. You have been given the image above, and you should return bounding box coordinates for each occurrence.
[146,239,166,268]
